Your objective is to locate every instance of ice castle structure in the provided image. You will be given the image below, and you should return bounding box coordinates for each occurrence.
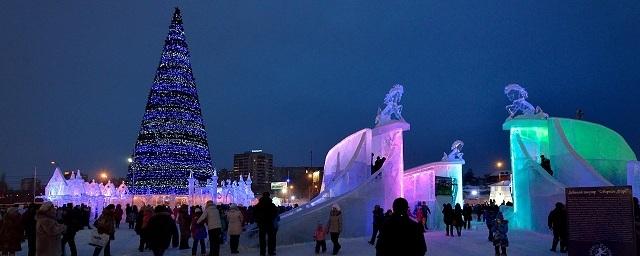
[259,85,468,245]
[502,84,638,232]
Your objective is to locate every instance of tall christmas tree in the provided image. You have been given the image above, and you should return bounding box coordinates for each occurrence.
[127,8,213,195]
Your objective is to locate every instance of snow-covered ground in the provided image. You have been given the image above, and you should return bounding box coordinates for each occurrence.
[18,221,561,256]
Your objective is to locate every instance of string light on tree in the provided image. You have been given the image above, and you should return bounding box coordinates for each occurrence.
[126,8,214,195]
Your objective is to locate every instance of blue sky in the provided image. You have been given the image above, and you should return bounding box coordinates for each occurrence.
[1,1,638,185]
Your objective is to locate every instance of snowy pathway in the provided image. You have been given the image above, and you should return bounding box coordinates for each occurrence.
[18,221,561,256]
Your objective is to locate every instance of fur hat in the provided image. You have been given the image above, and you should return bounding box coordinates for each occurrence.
[38,202,55,214]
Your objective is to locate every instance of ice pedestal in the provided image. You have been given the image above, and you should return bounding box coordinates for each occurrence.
[372,121,410,208]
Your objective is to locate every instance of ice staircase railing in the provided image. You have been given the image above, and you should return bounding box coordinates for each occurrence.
[320,129,370,199]
[551,118,612,186]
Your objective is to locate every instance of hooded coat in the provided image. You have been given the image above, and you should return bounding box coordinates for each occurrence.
[227,206,244,235]
[36,203,66,256]
[327,206,343,234]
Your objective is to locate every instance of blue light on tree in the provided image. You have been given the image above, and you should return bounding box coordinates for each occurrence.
[127,8,214,195]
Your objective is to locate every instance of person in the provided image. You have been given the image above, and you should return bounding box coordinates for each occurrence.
[576,109,584,120]
[313,223,327,255]
[177,205,192,250]
[548,202,568,253]
[22,204,38,256]
[0,206,23,256]
[540,155,553,176]
[191,207,207,256]
[491,212,509,256]
[128,205,138,229]
[61,204,82,256]
[147,206,179,256]
[462,203,473,230]
[36,202,66,256]
[197,200,222,256]
[135,205,154,252]
[443,203,453,237]
[93,204,116,256]
[227,204,244,254]
[254,192,278,256]
[375,197,426,256]
[420,201,431,230]
[172,206,180,221]
[114,204,124,229]
[452,203,464,236]
[485,204,499,241]
[326,204,343,255]
[82,205,92,230]
[414,202,424,233]
[474,204,483,222]
[368,205,384,245]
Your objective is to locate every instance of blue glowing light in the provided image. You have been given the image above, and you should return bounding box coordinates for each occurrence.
[126,8,214,195]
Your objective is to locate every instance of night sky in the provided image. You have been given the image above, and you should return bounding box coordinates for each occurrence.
[1,1,639,186]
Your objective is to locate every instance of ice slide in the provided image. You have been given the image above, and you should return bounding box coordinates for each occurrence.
[243,121,409,246]
[504,117,636,231]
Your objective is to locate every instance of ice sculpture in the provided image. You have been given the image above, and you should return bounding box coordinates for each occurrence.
[503,117,636,231]
[375,84,405,126]
[504,84,548,119]
[442,140,464,162]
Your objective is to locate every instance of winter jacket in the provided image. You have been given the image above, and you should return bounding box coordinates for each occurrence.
[453,208,464,227]
[62,207,83,236]
[373,208,385,226]
[548,207,568,235]
[36,208,66,256]
[178,208,191,237]
[376,213,427,256]
[327,210,343,233]
[442,207,453,225]
[491,219,509,247]
[197,204,222,230]
[147,212,178,251]
[94,209,116,237]
[114,207,124,222]
[0,207,23,252]
[253,197,278,231]
[227,208,244,235]
[191,214,207,240]
[314,226,326,241]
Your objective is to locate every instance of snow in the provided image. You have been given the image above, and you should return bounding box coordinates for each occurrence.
[18,221,560,256]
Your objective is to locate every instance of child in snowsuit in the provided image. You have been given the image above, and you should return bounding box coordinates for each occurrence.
[313,223,327,255]
[491,212,509,256]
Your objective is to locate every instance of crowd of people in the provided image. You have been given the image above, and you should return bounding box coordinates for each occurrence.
[8,196,637,256]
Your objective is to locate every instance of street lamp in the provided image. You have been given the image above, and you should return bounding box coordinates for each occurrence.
[127,157,133,163]
[496,161,504,169]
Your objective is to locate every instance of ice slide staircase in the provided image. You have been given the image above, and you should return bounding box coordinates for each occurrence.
[505,117,636,231]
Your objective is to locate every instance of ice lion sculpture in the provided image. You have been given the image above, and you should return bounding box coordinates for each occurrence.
[442,140,464,162]
[375,84,405,126]
[504,83,548,119]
